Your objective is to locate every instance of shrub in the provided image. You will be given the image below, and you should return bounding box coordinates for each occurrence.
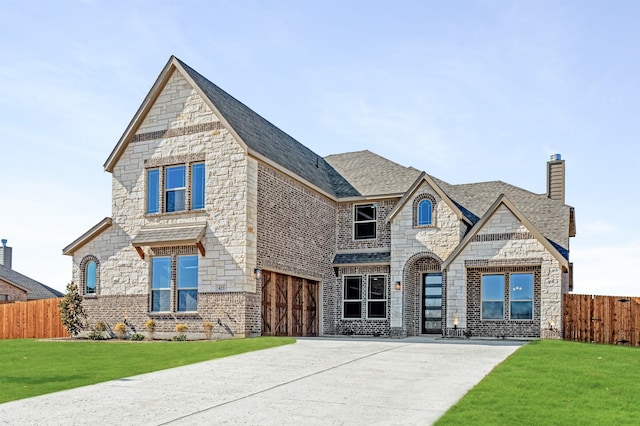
[203,321,214,340]
[114,322,127,339]
[174,323,188,341]
[145,319,156,340]
[130,333,145,341]
[88,331,107,340]
[95,322,107,332]
[58,282,87,336]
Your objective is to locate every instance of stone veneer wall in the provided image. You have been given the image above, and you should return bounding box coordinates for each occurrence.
[390,182,463,335]
[334,265,391,336]
[71,68,260,337]
[256,163,337,334]
[446,205,563,338]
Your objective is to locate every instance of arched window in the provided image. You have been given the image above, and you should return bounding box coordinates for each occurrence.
[85,261,97,294]
[80,255,99,295]
[418,199,433,225]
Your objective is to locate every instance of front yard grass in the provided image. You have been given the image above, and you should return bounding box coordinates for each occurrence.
[436,340,640,425]
[0,337,294,403]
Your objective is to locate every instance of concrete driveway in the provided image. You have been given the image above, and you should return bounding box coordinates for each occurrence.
[0,337,523,425]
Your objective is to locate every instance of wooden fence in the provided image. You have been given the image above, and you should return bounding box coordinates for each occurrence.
[563,293,640,346]
[0,298,69,339]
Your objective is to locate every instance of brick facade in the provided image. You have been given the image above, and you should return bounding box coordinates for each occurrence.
[0,280,27,302]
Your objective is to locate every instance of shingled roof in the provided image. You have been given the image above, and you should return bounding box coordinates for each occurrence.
[0,264,63,300]
[324,150,422,196]
[175,59,359,199]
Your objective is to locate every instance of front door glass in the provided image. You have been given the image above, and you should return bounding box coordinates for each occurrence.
[423,273,442,334]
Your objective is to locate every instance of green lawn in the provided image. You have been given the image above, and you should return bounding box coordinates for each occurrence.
[0,337,294,403]
[436,340,640,425]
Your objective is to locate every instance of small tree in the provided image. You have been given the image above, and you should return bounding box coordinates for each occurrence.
[145,319,156,340]
[58,282,87,336]
[203,321,214,340]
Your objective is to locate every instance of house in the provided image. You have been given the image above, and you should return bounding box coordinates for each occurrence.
[63,56,575,339]
[0,239,64,301]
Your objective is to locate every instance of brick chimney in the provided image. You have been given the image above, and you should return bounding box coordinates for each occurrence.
[0,239,12,269]
[546,154,565,203]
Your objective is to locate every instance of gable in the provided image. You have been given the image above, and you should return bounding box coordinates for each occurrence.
[136,69,220,135]
[442,195,569,271]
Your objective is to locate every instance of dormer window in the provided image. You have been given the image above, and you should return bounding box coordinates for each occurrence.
[354,203,377,240]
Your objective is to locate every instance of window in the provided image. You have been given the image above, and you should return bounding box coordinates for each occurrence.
[354,204,376,240]
[510,273,533,320]
[481,274,505,320]
[367,275,387,319]
[146,162,205,214]
[151,255,199,312]
[191,163,205,210]
[177,255,198,311]
[85,261,97,294]
[147,169,159,214]
[417,199,433,225]
[343,276,362,318]
[151,257,171,312]
[80,255,99,295]
[165,165,186,212]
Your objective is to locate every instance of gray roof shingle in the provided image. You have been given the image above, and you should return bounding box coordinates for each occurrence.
[333,252,391,265]
[0,264,63,299]
[176,59,359,198]
[324,150,422,196]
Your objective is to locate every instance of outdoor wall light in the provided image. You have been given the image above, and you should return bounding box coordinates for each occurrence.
[454,317,459,330]
[395,281,402,291]
[254,268,262,280]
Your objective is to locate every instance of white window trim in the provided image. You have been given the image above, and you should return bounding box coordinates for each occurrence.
[353,203,377,241]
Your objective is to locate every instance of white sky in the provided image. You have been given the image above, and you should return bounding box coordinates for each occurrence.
[1,1,638,295]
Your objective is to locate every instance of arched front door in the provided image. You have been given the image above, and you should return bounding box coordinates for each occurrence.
[422,272,443,334]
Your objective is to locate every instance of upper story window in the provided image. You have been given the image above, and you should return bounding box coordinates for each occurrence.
[354,203,377,240]
[147,162,205,214]
[414,194,436,227]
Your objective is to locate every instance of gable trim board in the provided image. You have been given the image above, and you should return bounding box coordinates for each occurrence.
[442,194,569,271]
[62,217,113,256]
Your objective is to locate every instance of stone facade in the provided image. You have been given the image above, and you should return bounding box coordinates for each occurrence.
[70,69,260,337]
[446,205,563,338]
[65,58,572,341]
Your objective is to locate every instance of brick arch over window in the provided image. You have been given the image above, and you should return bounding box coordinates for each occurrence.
[402,251,444,336]
[79,255,100,296]
[413,193,437,227]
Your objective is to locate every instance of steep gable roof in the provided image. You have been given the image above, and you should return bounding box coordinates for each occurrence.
[0,264,63,299]
[104,56,358,199]
[442,194,570,271]
[324,150,421,197]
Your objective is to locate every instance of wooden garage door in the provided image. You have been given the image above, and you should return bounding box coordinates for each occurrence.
[261,271,318,337]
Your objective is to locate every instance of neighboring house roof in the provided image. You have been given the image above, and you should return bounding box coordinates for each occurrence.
[104,56,359,199]
[442,194,570,271]
[324,150,422,197]
[333,251,391,266]
[0,264,64,299]
[63,217,112,256]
